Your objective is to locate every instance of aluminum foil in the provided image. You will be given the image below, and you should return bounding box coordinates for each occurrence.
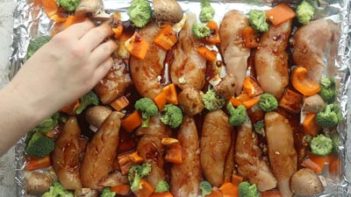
[11,0,351,196]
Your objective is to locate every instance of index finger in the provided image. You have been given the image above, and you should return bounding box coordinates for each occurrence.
[61,20,95,39]
[79,22,113,51]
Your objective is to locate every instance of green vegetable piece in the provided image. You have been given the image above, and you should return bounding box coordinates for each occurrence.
[248,10,269,32]
[25,132,55,157]
[296,1,315,25]
[160,104,183,128]
[128,0,152,28]
[57,0,80,12]
[202,89,226,111]
[253,120,265,136]
[316,104,342,128]
[26,36,51,59]
[33,113,60,133]
[192,23,211,39]
[42,182,74,197]
[258,93,278,112]
[238,181,259,197]
[128,163,152,192]
[75,91,99,114]
[310,134,333,156]
[200,0,215,23]
[319,77,337,103]
[101,188,116,197]
[226,103,247,126]
[155,180,170,193]
[135,97,159,128]
[200,181,212,197]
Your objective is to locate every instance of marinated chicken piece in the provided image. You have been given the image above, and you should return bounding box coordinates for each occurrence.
[201,110,231,186]
[136,116,170,137]
[178,87,204,116]
[130,23,166,98]
[223,132,236,183]
[52,117,82,190]
[265,112,297,197]
[25,171,55,195]
[99,171,128,187]
[171,117,201,197]
[293,19,338,82]
[94,59,131,104]
[215,74,237,99]
[75,188,98,197]
[219,10,250,96]
[80,112,124,189]
[85,106,112,128]
[235,120,277,191]
[255,20,292,98]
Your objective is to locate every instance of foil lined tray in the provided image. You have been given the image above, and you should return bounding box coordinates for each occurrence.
[11,0,351,196]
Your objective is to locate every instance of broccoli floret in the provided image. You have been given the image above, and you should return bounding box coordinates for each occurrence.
[200,0,215,23]
[296,1,315,25]
[160,104,183,128]
[227,103,248,126]
[42,182,74,197]
[128,0,152,28]
[253,120,265,136]
[100,188,116,197]
[32,113,60,133]
[200,181,212,197]
[25,132,55,157]
[258,93,278,112]
[57,0,80,12]
[75,91,99,114]
[135,98,159,128]
[128,163,152,192]
[319,77,337,103]
[238,182,259,197]
[310,134,333,156]
[155,180,170,193]
[202,89,226,111]
[248,10,269,32]
[26,36,51,59]
[316,104,342,128]
[192,23,211,39]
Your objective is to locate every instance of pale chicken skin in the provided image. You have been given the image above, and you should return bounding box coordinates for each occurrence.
[265,112,297,197]
[201,110,232,187]
[223,131,236,183]
[235,120,277,191]
[52,117,82,190]
[171,117,201,197]
[220,10,250,96]
[255,20,292,98]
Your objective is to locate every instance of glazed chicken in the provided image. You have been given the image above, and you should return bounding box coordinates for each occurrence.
[223,132,236,182]
[255,20,292,98]
[265,112,297,197]
[235,120,277,191]
[171,117,201,197]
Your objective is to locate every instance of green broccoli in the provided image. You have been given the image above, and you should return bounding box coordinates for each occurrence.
[248,10,269,32]
[155,180,170,193]
[42,182,74,197]
[128,163,152,192]
[253,120,265,136]
[329,132,340,153]
[135,98,159,128]
[57,0,80,12]
[25,132,55,157]
[296,1,315,25]
[310,134,333,156]
[238,182,259,197]
[200,181,212,197]
[202,89,226,111]
[75,91,99,114]
[200,0,215,23]
[258,93,278,112]
[192,23,211,39]
[319,77,337,103]
[100,188,116,197]
[32,113,60,133]
[227,103,248,126]
[160,104,183,128]
[128,0,152,28]
[26,36,51,59]
[316,104,342,128]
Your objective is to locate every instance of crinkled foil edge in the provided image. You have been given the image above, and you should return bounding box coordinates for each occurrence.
[12,0,351,196]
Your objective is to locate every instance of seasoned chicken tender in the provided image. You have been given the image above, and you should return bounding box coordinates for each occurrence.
[171,117,201,197]
[178,87,204,116]
[201,110,232,186]
[265,112,297,197]
[136,116,170,137]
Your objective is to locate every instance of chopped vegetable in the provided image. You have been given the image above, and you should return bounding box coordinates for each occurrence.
[25,156,51,171]
[135,98,159,128]
[118,153,134,175]
[163,84,179,105]
[112,23,124,40]
[150,192,173,197]
[319,77,337,103]
[160,104,183,128]
[291,66,321,96]
[121,111,143,132]
[266,3,296,26]
[128,0,152,28]
[207,190,223,197]
[329,155,341,176]
[206,21,221,44]
[310,134,333,156]
[110,96,130,111]
[42,182,74,197]
[41,0,59,18]
[248,10,269,32]
[253,120,265,136]
[125,32,150,60]
[57,0,80,12]
[60,100,80,115]
[200,181,212,197]
[302,113,319,136]
[230,93,259,109]
[296,1,315,25]
[238,181,259,197]
[111,185,130,195]
[75,91,99,114]
[128,163,152,192]
[134,179,154,197]
[62,14,86,29]
[192,23,211,39]
[32,113,59,133]
[155,180,170,193]
[101,188,116,197]
[154,92,167,110]
[316,104,342,128]
[279,89,303,113]
[129,151,144,164]
[258,93,278,112]
[242,26,259,48]
[243,77,263,97]
[200,0,215,23]
[226,103,248,126]
[220,182,238,197]
[197,47,217,62]
[25,132,55,157]
[161,138,179,146]
[26,36,51,59]
[202,89,226,111]
[301,158,324,174]
[165,143,183,164]
[232,175,244,186]
[154,24,178,51]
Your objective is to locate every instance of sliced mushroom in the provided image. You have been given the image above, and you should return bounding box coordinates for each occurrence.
[291,168,324,196]
[153,0,183,23]
[76,0,105,17]
[302,94,326,113]
[85,106,112,128]
[25,171,54,195]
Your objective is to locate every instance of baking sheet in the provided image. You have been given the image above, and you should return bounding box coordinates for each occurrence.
[11,0,351,196]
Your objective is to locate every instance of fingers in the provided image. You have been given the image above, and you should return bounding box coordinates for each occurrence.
[89,40,117,66]
[62,20,95,39]
[93,57,114,83]
[80,22,113,51]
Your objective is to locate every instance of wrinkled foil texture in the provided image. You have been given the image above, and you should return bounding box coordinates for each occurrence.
[11,0,351,196]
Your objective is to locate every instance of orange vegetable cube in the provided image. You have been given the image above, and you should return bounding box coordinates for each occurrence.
[165,143,183,164]
[266,4,296,26]
[121,111,142,132]
[279,89,303,113]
